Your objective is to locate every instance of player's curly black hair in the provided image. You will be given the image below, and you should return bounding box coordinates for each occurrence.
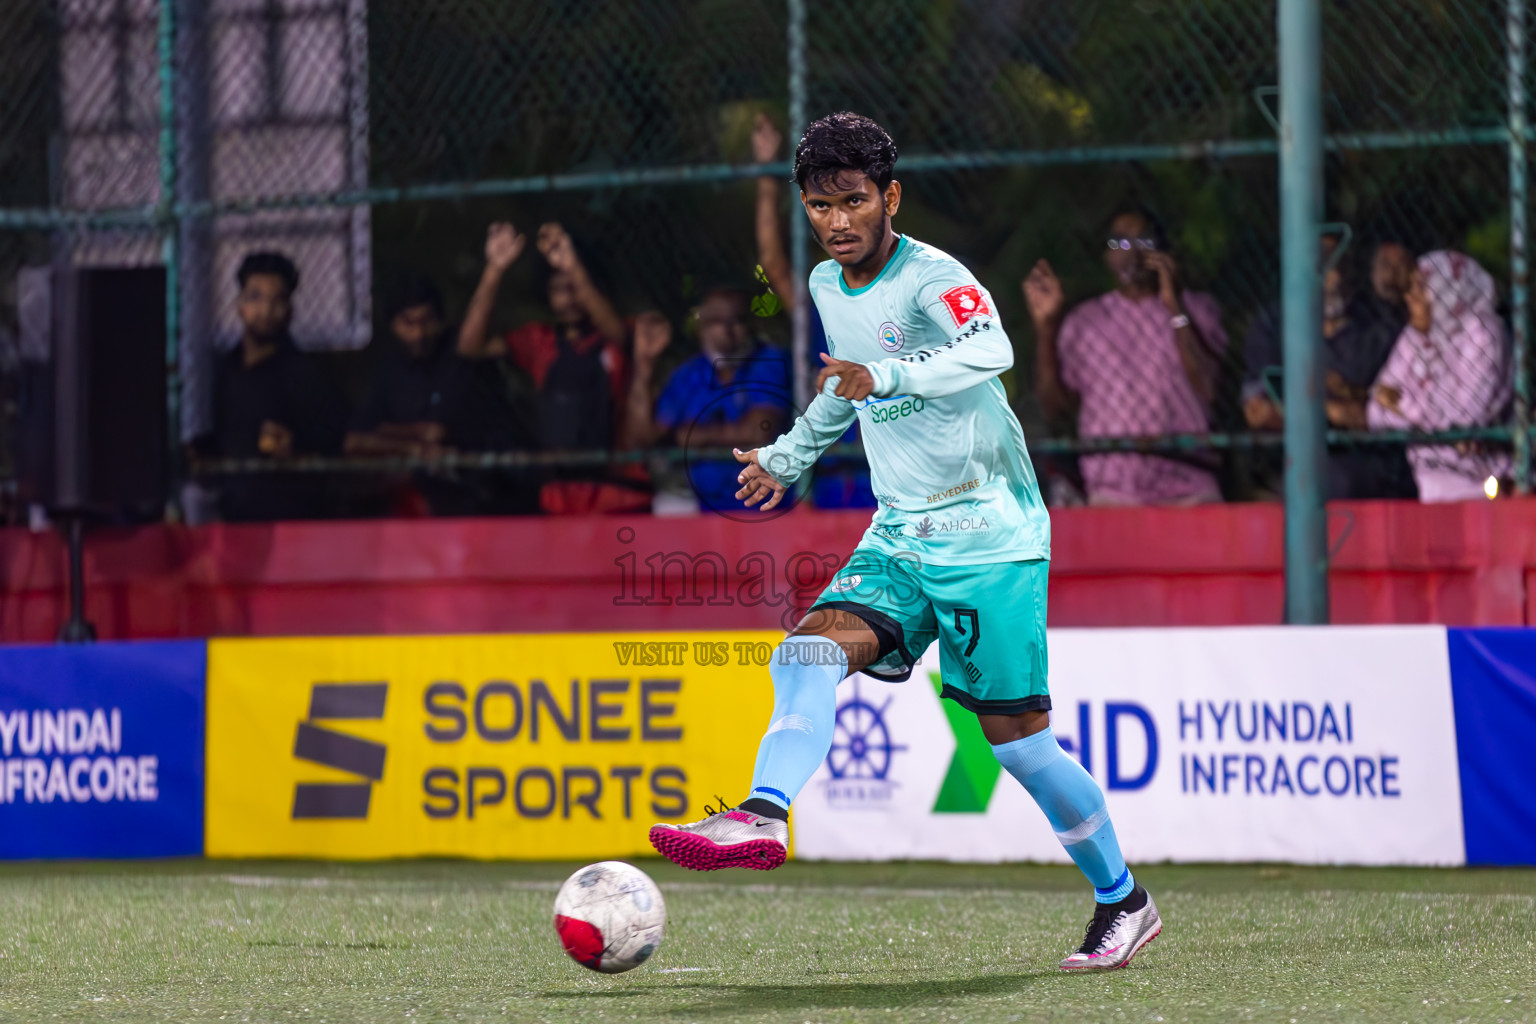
[792,111,898,195]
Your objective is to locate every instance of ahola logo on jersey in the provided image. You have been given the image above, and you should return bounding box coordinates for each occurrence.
[877,321,905,352]
[939,284,992,327]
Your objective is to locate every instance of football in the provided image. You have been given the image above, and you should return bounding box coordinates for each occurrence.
[552,861,667,973]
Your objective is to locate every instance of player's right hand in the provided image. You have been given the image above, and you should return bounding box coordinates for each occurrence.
[733,447,788,510]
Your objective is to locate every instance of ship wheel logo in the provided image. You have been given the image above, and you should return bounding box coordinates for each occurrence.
[825,678,907,780]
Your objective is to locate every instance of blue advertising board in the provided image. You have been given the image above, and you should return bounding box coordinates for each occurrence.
[1447,628,1536,866]
[0,641,205,858]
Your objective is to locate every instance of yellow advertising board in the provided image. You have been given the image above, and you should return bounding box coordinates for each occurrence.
[205,632,780,859]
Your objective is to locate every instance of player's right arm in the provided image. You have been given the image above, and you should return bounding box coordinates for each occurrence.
[734,385,857,508]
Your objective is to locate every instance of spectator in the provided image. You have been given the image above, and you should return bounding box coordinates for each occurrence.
[200,252,345,522]
[750,112,874,509]
[626,287,791,513]
[346,275,536,515]
[1368,250,1511,502]
[1027,206,1226,505]
[1241,238,1416,500]
[459,221,647,513]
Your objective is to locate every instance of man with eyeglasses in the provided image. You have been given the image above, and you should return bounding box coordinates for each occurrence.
[1026,205,1226,506]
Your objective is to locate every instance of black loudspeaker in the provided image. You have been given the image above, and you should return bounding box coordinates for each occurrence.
[18,266,168,514]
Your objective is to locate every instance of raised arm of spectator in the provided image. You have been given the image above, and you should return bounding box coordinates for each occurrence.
[538,222,626,345]
[752,113,797,307]
[1145,250,1219,405]
[624,311,673,449]
[1024,259,1080,423]
[458,222,525,358]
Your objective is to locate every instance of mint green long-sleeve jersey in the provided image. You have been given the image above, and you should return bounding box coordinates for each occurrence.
[757,234,1051,565]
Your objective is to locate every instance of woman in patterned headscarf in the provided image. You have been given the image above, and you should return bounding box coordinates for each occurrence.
[1368,250,1511,502]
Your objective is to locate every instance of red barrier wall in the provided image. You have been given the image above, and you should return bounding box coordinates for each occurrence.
[3,499,1535,641]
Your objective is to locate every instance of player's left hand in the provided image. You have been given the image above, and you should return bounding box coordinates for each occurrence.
[815,354,877,401]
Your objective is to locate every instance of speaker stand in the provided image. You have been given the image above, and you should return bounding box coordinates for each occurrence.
[57,514,96,643]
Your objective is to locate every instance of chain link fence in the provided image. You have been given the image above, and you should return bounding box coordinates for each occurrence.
[0,0,1528,520]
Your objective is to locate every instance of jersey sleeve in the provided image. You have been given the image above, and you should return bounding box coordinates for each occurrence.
[865,267,1013,399]
[753,382,858,486]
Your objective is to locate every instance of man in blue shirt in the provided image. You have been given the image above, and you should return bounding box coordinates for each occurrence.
[625,287,791,512]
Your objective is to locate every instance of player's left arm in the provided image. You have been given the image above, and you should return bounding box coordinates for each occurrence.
[854,275,1013,400]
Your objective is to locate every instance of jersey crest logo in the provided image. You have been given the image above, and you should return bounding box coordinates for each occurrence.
[878,321,905,352]
[939,284,992,326]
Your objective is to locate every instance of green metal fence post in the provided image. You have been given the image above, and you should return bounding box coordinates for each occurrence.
[1511,0,1530,494]
[156,0,180,509]
[1280,0,1328,623]
[787,0,809,412]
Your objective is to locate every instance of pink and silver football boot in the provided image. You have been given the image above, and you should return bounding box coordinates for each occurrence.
[649,801,788,871]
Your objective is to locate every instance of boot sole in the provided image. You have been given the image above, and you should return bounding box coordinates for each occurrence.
[648,826,786,871]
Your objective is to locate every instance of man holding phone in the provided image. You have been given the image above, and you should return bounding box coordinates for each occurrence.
[1026,205,1227,506]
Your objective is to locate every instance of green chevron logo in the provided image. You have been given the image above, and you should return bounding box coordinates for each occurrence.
[929,672,1004,813]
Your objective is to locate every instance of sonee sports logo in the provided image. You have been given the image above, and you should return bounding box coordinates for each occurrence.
[291,683,388,819]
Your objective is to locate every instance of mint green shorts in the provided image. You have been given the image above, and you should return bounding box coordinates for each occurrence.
[809,550,1050,715]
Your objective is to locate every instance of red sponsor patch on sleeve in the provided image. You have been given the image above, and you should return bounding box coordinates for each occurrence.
[939,284,993,326]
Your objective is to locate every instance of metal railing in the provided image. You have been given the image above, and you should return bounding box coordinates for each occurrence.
[0,0,1528,623]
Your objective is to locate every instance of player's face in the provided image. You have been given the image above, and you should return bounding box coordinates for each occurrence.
[236,273,293,342]
[801,172,901,267]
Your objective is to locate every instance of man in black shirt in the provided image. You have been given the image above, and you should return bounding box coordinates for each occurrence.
[346,275,535,515]
[205,252,345,521]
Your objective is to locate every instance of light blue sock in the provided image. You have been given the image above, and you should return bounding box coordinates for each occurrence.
[746,635,849,811]
[993,727,1134,903]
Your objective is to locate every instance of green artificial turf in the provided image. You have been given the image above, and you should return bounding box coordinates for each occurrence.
[0,860,1531,1023]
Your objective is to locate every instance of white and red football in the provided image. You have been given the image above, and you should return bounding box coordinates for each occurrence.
[552,861,666,973]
